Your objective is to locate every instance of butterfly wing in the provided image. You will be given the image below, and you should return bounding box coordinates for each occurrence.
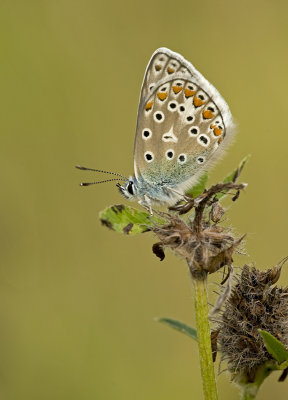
[134,48,235,194]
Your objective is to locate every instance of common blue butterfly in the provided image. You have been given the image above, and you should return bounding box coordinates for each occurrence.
[77,48,235,213]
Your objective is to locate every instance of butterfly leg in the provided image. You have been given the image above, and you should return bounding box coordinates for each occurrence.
[138,195,153,215]
[167,187,191,202]
[167,187,195,214]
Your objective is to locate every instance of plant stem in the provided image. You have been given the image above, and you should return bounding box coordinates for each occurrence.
[241,386,257,400]
[237,363,273,400]
[191,270,218,400]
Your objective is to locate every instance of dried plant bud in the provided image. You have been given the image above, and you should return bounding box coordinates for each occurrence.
[210,202,225,223]
[152,214,243,277]
[217,264,288,379]
[152,242,165,261]
[151,182,245,277]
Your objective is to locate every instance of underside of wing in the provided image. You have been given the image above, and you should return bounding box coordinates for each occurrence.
[139,48,233,129]
[134,74,235,192]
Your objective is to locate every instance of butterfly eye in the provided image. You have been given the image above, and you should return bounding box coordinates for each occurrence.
[178,154,187,164]
[189,127,199,136]
[127,181,134,195]
[144,151,154,163]
[197,134,210,147]
[142,128,152,140]
[153,111,164,123]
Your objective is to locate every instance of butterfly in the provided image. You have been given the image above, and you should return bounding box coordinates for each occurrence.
[77,48,235,213]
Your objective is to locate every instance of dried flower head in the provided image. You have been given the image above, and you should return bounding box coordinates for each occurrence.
[151,182,245,278]
[218,263,288,378]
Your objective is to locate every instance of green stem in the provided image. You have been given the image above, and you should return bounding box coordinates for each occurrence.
[236,363,273,400]
[191,271,218,400]
[241,386,258,400]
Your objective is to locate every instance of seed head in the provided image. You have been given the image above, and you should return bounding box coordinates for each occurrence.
[218,263,288,378]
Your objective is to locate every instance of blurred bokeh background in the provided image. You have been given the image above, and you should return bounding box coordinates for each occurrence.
[1,0,288,398]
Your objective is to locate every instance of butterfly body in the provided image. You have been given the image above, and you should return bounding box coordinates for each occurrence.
[117,48,235,209]
[117,175,182,205]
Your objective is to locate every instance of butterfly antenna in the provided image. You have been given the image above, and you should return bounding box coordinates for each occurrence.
[75,165,128,180]
[80,178,126,187]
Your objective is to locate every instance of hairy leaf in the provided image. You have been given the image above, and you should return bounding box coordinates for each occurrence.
[99,204,166,235]
[217,155,249,200]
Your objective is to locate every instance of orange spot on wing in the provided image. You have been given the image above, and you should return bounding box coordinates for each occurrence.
[218,137,223,144]
[184,88,195,98]
[157,92,168,101]
[213,127,223,136]
[155,65,161,71]
[145,101,153,111]
[210,124,216,129]
[202,110,215,119]
[167,67,175,74]
[193,96,205,107]
[172,86,183,94]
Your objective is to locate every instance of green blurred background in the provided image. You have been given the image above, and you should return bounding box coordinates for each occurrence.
[1,0,288,399]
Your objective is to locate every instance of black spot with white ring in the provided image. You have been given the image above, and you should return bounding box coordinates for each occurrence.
[197,134,210,147]
[188,126,199,136]
[168,101,177,112]
[153,111,165,123]
[144,151,154,163]
[197,156,205,164]
[186,115,194,122]
[142,128,152,140]
[178,154,187,164]
[165,149,174,160]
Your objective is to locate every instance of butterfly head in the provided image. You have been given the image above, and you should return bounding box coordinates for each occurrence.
[116,177,138,200]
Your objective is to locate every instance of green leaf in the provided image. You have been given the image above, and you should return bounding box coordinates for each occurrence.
[99,204,166,235]
[217,155,250,200]
[223,155,249,183]
[185,172,208,197]
[259,329,288,363]
[156,317,198,341]
[185,156,249,200]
